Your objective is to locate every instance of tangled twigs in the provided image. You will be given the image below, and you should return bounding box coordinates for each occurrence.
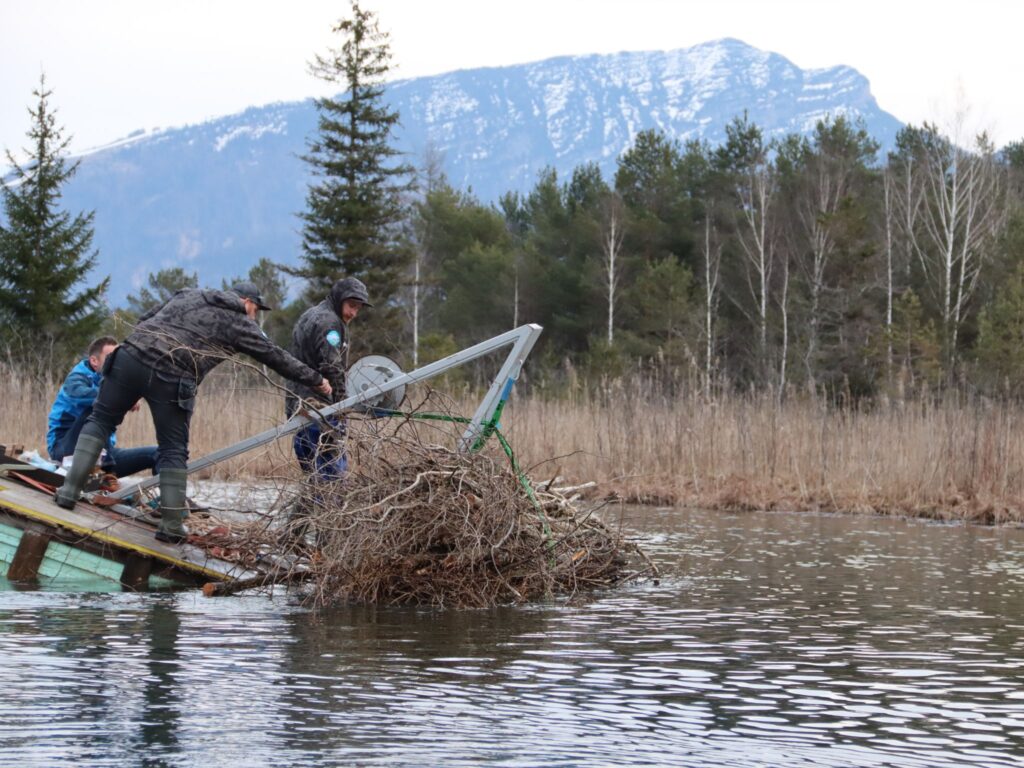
[187,393,654,608]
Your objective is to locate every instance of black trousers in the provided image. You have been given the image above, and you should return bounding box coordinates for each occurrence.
[80,347,196,470]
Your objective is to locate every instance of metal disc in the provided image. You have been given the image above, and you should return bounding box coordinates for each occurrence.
[347,355,406,410]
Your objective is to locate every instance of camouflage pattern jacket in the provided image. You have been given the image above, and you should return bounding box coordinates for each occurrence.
[123,289,324,388]
[286,298,348,415]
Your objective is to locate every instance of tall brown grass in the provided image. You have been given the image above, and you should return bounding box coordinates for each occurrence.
[5,362,1024,523]
[503,383,1024,523]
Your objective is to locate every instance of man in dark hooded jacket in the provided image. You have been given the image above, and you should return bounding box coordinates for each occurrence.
[53,282,331,543]
[286,277,371,480]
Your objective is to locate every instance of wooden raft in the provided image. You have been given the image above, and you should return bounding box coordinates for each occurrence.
[0,463,261,590]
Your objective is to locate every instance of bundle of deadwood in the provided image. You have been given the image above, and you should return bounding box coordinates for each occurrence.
[196,399,656,608]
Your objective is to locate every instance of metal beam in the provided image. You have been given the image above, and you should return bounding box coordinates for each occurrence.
[459,324,542,451]
[110,324,543,500]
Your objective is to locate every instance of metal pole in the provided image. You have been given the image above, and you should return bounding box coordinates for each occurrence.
[458,324,542,451]
[111,324,543,499]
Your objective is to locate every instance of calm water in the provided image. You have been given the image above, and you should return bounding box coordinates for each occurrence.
[1,507,1023,767]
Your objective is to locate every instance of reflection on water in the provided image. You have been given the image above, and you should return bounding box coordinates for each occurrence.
[1,508,1022,766]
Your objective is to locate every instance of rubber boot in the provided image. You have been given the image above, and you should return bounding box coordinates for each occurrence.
[154,468,190,544]
[53,434,105,510]
[282,495,313,552]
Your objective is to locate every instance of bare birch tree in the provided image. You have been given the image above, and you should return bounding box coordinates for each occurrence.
[881,129,928,393]
[777,243,791,397]
[881,167,897,388]
[407,147,448,368]
[697,208,722,396]
[599,192,626,345]
[904,118,1007,367]
[717,117,779,382]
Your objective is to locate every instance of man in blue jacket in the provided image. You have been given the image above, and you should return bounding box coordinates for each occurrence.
[47,336,158,478]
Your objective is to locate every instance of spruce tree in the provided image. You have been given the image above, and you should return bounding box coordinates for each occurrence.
[0,76,108,364]
[293,0,413,356]
[124,267,199,319]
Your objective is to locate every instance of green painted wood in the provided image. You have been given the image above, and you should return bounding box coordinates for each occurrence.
[38,540,127,581]
[0,520,177,588]
[0,521,21,561]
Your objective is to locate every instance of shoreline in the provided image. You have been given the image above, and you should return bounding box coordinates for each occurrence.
[598,482,1024,527]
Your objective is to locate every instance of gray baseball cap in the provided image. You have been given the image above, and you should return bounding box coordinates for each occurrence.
[232,281,273,310]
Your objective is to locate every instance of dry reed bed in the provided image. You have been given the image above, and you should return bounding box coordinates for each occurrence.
[505,390,1024,524]
[5,363,1024,523]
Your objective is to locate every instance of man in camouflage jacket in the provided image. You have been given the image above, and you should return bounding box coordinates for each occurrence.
[54,282,331,543]
[286,277,372,481]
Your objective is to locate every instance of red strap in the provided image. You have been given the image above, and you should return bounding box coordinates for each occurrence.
[9,471,57,495]
[9,472,124,512]
[89,494,123,507]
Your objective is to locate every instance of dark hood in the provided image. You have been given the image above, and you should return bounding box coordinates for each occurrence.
[329,277,372,313]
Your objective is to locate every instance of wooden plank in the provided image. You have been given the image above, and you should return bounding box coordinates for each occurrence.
[0,453,66,487]
[120,553,152,591]
[7,525,51,581]
[0,481,259,582]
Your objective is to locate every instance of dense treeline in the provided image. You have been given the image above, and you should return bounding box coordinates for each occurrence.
[399,114,1024,399]
[5,104,1024,400]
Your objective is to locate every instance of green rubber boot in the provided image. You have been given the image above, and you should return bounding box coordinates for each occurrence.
[154,468,190,544]
[53,434,105,510]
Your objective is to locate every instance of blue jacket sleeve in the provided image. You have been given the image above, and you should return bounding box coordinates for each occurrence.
[62,368,100,409]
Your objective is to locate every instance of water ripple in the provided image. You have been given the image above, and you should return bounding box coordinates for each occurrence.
[1,509,1023,766]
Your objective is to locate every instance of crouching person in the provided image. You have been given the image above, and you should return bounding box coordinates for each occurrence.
[286,277,371,479]
[47,336,158,478]
[54,282,331,544]
[282,277,371,545]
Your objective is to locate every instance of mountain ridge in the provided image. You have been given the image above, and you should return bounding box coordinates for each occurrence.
[48,38,903,303]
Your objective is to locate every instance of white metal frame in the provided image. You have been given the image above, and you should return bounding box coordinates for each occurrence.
[110,323,543,499]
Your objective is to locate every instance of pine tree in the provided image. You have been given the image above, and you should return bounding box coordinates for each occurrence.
[124,267,199,319]
[975,261,1024,395]
[885,289,942,395]
[292,0,413,356]
[0,76,108,364]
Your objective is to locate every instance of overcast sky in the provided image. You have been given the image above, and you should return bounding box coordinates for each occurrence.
[2,0,1020,162]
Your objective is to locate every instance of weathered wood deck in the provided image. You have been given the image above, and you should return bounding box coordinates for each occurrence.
[0,469,262,590]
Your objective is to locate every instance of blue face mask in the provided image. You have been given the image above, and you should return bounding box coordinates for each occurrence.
[326,330,342,347]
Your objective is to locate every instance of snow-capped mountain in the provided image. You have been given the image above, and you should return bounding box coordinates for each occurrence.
[58,38,902,303]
